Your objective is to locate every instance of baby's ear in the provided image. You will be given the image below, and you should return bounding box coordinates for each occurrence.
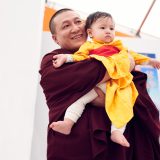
[87,28,93,38]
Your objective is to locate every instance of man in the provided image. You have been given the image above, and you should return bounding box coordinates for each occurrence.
[40,8,160,160]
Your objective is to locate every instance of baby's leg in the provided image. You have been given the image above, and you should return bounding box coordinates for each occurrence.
[97,83,106,94]
[50,89,98,135]
[110,124,130,147]
[97,71,130,147]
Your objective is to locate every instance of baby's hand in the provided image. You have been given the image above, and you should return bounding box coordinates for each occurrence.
[149,58,160,69]
[52,54,67,68]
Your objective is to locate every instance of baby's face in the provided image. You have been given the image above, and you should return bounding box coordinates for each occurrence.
[88,17,115,43]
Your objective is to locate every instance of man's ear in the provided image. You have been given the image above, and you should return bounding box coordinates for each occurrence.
[52,34,59,44]
[87,29,93,38]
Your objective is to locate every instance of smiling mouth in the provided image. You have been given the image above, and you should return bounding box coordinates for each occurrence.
[72,34,83,40]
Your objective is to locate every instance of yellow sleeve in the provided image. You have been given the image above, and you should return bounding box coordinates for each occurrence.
[113,40,149,65]
[130,50,149,64]
[71,41,94,61]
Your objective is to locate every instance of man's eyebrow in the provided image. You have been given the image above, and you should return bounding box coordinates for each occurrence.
[61,17,81,24]
[74,17,81,20]
[61,20,69,24]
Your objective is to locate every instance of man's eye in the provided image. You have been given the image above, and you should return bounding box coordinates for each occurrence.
[63,25,69,29]
[76,20,82,24]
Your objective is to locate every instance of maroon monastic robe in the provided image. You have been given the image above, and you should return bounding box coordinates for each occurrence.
[39,49,160,160]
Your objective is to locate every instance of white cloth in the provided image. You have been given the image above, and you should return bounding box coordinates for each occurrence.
[66,54,74,63]
[111,124,126,133]
[97,83,106,93]
[64,89,98,122]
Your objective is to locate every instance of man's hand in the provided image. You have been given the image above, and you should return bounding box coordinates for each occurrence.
[91,87,105,107]
[52,54,67,68]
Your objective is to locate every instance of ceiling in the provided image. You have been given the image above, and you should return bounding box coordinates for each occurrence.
[48,0,160,39]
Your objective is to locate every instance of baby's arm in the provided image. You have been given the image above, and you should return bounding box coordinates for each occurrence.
[52,42,93,68]
[147,58,160,69]
[129,50,160,69]
[52,54,73,68]
[52,52,89,68]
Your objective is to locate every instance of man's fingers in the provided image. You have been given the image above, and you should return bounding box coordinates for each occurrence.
[94,87,104,97]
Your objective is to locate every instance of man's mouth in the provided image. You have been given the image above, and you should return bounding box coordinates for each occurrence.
[71,34,83,40]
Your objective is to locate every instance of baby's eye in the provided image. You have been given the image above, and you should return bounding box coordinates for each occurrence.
[110,27,114,30]
[100,27,105,29]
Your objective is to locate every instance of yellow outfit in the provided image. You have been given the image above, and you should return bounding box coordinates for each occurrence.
[71,39,149,128]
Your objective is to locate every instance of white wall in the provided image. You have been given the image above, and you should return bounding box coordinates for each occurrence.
[117,37,160,54]
[0,0,45,160]
[30,32,59,160]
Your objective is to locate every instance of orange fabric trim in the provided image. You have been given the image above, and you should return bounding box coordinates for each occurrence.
[115,31,133,37]
[43,7,56,31]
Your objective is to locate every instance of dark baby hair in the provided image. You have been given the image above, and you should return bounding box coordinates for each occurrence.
[85,11,112,31]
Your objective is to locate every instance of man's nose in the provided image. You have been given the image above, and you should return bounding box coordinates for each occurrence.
[71,24,80,33]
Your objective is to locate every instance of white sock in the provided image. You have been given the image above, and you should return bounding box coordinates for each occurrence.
[111,124,126,134]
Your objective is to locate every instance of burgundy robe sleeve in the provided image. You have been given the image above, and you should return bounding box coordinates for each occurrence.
[39,49,106,123]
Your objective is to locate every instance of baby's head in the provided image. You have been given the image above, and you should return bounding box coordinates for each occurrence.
[85,11,115,43]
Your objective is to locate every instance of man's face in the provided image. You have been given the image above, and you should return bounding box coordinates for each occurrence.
[52,11,87,50]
